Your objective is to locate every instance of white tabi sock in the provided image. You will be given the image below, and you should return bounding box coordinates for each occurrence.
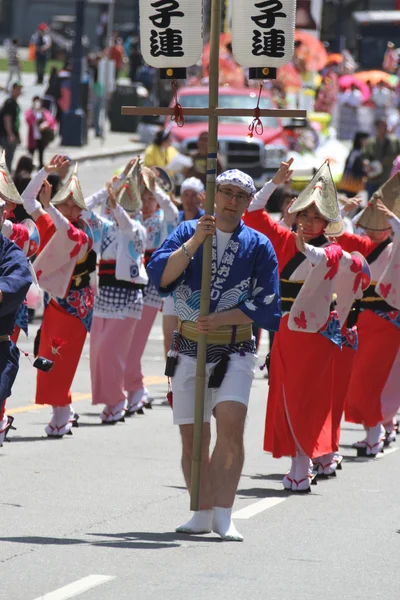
[212,507,243,542]
[101,399,127,423]
[366,424,385,455]
[0,414,8,446]
[294,454,313,491]
[126,388,148,411]
[283,457,296,490]
[175,510,213,534]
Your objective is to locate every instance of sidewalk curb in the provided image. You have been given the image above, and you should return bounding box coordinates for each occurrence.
[55,144,146,164]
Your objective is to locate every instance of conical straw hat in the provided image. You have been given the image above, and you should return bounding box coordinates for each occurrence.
[115,159,142,214]
[140,165,156,193]
[356,171,400,231]
[51,163,87,210]
[288,161,340,223]
[0,151,22,204]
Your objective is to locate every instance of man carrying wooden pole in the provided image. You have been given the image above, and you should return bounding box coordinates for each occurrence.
[124,0,301,540]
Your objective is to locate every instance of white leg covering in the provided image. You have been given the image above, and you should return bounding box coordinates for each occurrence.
[101,399,127,423]
[352,426,368,449]
[0,415,9,446]
[45,406,75,437]
[366,424,385,456]
[384,418,397,445]
[44,406,57,436]
[293,454,313,492]
[385,429,397,445]
[283,457,296,490]
[212,507,243,542]
[314,452,342,476]
[176,510,213,534]
[126,388,148,414]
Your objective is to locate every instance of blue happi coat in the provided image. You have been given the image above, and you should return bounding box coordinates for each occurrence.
[147,220,281,332]
[0,234,32,406]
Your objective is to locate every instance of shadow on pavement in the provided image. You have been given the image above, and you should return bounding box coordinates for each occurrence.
[73,423,106,428]
[90,531,222,545]
[9,436,67,442]
[237,487,291,499]
[340,454,373,463]
[0,530,223,550]
[340,426,365,432]
[0,534,180,550]
[243,473,286,481]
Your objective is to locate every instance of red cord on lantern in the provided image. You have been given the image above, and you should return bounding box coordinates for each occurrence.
[248,83,264,139]
[171,80,185,128]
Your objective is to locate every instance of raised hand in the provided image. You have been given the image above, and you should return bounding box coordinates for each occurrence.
[39,180,52,208]
[44,154,70,175]
[376,198,395,220]
[272,157,294,186]
[292,222,306,253]
[339,194,362,213]
[107,181,117,210]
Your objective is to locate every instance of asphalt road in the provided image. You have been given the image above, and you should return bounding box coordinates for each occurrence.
[1,161,400,600]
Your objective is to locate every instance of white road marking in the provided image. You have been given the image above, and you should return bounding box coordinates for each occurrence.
[375,446,399,460]
[233,497,287,519]
[33,575,116,600]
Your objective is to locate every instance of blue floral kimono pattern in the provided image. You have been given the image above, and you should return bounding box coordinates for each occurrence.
[15,302,28,336]
[318,310,343,348]
[341,326,358,351]
[376,309,400,331]
[148,219,281,360]
[44,289,93,333]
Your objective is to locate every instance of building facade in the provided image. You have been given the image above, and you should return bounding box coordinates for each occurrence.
[5,0,139,45]
[321,0,398,51]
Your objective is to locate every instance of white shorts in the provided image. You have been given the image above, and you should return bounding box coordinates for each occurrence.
[162,295,176,316]
[171,353,257,425]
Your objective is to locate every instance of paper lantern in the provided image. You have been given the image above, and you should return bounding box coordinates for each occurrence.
[139,0,203,68]
[232,0,297,68]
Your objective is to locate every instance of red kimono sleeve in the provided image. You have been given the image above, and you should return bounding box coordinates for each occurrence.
[36,213,55,254]
[243,209,297,273]
[338,231,378,257]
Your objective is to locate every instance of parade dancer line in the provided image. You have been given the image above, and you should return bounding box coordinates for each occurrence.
[148,170,281,541]
[244,162,369,491]
[0,152,41,440]
[23,157,95,438]
[340,178,400,455]
[123,164,178,414]
[84,164,148,423]
[0,198,32,445]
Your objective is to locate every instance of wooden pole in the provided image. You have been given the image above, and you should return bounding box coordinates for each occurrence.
[190,0,222,512]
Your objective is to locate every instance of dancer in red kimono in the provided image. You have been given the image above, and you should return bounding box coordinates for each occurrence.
[340,175,400,456]
[23,156,95,437]
[244,162,370,491]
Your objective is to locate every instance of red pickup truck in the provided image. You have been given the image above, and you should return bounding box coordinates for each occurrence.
[168,86,289,187]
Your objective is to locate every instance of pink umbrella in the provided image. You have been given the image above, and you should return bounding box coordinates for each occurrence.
[338,75,371,102]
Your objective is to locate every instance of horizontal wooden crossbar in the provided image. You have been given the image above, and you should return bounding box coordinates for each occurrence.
[122,106,307,118]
